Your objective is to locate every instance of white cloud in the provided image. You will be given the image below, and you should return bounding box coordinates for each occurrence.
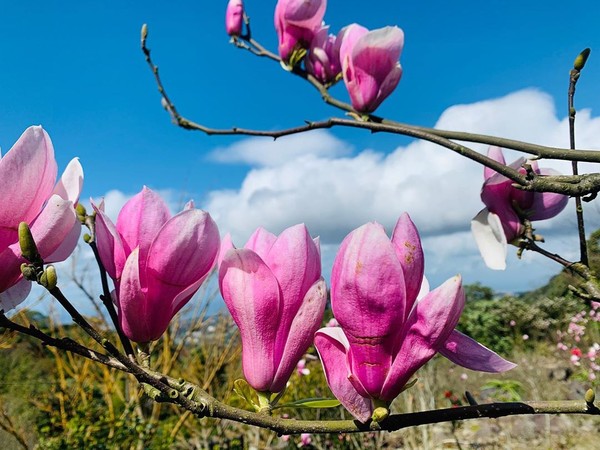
[208,129,352,166]
[204,88,600,292]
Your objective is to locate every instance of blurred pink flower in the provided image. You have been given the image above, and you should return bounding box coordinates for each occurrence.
[219,224,326,393]
[471,147,569,270]
[274,0,326,65]
[315,213,515,422]
[338,24,404,113]
[305,26,341,83]
[0,126,83,311]
[300,433,312,447]
[93,187,219,342]
[296,358,310,376]
[522,334,529,341]
[225,0,244,37]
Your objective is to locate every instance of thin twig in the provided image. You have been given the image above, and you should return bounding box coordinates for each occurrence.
[140,30,600,200]
[569,48,591,266]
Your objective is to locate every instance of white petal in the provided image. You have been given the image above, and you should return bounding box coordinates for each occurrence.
[471,209,507,270]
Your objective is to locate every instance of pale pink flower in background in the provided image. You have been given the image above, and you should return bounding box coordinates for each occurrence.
[460,373,468,381]
[296,359,310,376]
[219,224,326,393]
[338,24,404,113]
[93,187,220,342]
[509,320,516,327]
[300,433,312,447]
[522,334,529,341]
[0,126,83,311]
[471,147,569,270]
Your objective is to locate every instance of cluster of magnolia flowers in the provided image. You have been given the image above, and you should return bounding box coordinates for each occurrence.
[226,0,404,113]
[0,126,522,422]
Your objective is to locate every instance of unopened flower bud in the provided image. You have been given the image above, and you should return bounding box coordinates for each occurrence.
[574,48,591,71]
[40,265,58,290]
[18,222,40,263]
[585,388,595,405]
[20,263,37,281]
[371,406,389,423]
[141,24,148,46]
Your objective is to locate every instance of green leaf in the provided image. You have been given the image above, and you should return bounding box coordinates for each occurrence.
[273,397,341,410]
[233,378,260,411]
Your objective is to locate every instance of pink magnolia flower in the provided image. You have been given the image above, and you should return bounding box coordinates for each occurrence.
[471,147,569,270]
[338,24,404,113]
[296,358,310,376]
[305,26,341,83]
[300,433,312,447]
[314,214,515,423]
[225,0,244,37]
[93,187,219,342]
[274,0,327,66]
[0,126,83,311]
[219,224,326,393]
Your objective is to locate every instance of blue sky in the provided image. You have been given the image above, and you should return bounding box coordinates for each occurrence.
[3,1,600,309]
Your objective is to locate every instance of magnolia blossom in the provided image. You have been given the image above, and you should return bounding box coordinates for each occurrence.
[0,126,83,311]
[338,24,404,112]
[274,0,327,65]
[471,147,569,270]
[225,0,244,37]
[93,187,219,342]
[315,214,515,422]
[219,224,326,393]
[305,26,341,83]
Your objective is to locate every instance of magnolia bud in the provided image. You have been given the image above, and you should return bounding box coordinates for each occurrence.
[40,265,58,290]
[18,222,40,263]
[574,48,591,71]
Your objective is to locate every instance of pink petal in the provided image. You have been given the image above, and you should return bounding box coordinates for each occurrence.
[381,276,464,401]
[314,327,373,423]
[339,24,369,70]
[117,249,159,342]
[29,195,78,261]
[245,227,277,260]
[280,0,326,27]
[0,245,22,292]
[332,222,406,397]
[271,278,327,392]
[484,147,506,180]
[391,213,424,318]
[352,26,404,80]
[219,248,282,391]
[92,201,127,280]
[0,126,58,233]
[116,187,170,266]
[471,209,507,270]
[52,158,84,204]
[264,224,321,361]
[45,220,81,263]
[439,330,516,372]
[217,233,235,270]
[146,209,219,291]
[0,278,32,311]
[528,169,569,220]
